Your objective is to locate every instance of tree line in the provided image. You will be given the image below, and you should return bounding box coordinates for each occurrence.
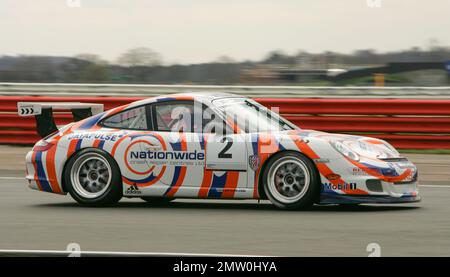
[0,46,449,84]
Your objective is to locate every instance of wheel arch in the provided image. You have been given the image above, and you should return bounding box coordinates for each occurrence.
[61,147,122,192]
[257,150,320,201]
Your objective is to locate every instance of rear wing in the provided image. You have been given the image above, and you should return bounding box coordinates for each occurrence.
[17,102,104,138]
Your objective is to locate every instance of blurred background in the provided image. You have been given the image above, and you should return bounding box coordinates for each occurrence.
[1,1,450,257]
[0,0,449,86]
[1,0,450,150]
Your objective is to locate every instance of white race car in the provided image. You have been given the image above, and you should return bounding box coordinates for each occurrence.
[18,93,420,209]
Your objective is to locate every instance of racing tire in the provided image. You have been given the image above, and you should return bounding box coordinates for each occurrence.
[64,148,122,206]
[140,197,175,205]
[262,151,320,210]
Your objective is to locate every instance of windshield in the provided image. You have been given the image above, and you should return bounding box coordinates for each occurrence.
[213,98,298,133]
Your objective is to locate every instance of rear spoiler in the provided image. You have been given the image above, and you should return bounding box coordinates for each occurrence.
[17,102,104,138]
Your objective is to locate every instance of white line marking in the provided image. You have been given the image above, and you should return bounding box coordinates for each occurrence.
[0,249,266,257]
[420,185,450,188]
[0,177,24,180]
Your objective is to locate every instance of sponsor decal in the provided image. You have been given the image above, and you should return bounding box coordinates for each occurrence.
[349,167,371,176]
[325,173,341,181]
[129,149,204,161]
[67,133,124,141]
[313,158,330,164]
[125,139,205,171]
[125,184,142,195]
[322,182,357,191]
[121,134,168,186]
[248,155,260,171]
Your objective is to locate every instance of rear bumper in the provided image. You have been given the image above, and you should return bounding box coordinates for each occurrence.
[25,150,65,194]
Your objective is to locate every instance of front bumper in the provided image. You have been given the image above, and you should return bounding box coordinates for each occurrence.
[319,179,420,204]
[319,191,421,204]
[318,158,420,205]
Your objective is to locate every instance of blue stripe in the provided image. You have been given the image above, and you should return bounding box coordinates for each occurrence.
[124,172,159,184]
[156,97,177,102]
[360,162,399,177]
[275,137,286,151]
[251,134,258,155]
[197,134,205,150]
[78,113,103,130]
[164,166,182,195]
[35,151,53,192]
[207,172,228,198]
[75,139,83,151]
[170,140,182,151]
[98,140,105,149]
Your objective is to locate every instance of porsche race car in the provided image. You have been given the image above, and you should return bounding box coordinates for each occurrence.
[18,93,420,209]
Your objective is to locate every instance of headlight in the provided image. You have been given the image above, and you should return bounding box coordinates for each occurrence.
[330,141,360,161]
[382,141,400,156]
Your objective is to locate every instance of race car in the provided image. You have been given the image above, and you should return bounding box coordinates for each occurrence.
[18,93,420,209]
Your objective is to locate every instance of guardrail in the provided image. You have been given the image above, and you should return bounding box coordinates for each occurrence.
[1,96,449,149]
[1,83,450,98]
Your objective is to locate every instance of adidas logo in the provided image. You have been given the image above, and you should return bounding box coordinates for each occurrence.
[125,184,142,195]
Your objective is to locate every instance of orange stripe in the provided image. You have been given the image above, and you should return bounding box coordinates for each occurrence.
[92,139,101,148]
[31,151,43,191]
[198,134,213,198]
[165,167,187,197]
[365,139,384,145]
[67,139,78,159]
[123,166,167,187]
[105,104,129,118]
[226,117,242,134]
[165,134,188,197]
[110,135,129,157]
[221,171,240,198]
[253,134,279,198]
[44,124,75,193]
[46,140,62,194]
[345,157,412,183]
[198,170,213,198]
[290,135,368,195]
[90,124,102,131]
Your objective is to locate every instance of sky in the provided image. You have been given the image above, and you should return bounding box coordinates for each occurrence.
[0,0,449,64]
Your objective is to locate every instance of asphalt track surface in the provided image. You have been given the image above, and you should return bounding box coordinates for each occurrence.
[0,146,449,256]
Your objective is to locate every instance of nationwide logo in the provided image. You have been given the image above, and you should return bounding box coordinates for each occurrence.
[129,149,204,161]
[125,184,142,195]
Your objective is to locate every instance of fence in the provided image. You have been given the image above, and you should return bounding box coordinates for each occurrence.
[1,82,450,98]
[1,96,449,149]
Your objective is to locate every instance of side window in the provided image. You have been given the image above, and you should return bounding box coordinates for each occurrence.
[102,106,149,130]
[154,102,194,132]
[152,101,231,134]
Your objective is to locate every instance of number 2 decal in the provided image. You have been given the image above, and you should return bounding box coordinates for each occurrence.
[218,137,233,159]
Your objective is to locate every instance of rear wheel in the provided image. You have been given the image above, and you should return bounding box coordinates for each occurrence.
[262,152,319,210]
[64,149,122,206]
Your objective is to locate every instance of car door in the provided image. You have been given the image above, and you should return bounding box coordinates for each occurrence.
[148,100,207,197]
[205,134,248,172]
[202,104,249,198]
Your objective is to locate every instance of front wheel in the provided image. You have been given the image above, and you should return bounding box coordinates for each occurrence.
[262,152,319,210]
[64,148,122,206]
